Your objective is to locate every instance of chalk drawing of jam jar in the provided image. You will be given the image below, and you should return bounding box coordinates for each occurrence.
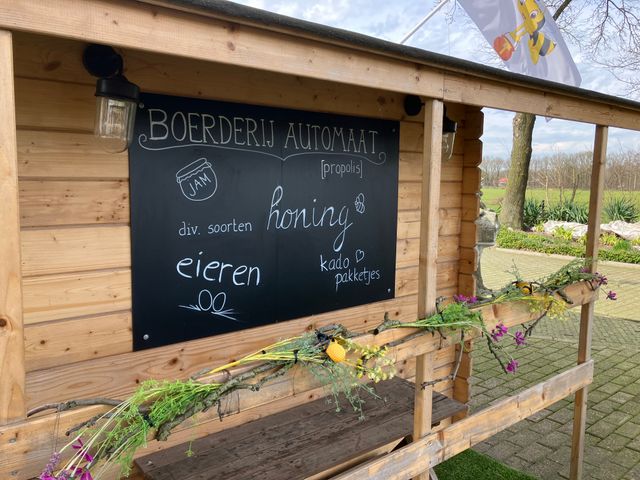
[176,158,218,201]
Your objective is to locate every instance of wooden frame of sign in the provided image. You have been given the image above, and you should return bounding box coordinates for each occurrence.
[0,1,638,479]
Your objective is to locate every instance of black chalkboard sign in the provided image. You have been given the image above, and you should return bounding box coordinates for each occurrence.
[130,92,399,350]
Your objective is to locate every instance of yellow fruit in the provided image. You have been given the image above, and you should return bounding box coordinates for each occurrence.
[325,340,346,363]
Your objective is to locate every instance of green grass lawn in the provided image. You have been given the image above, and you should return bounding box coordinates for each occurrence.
[434,449,537,480]
[482,187,640,211]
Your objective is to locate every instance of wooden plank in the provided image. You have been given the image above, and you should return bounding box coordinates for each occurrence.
[333,361,594,480]
[24,311,132,371]
[462,139,483,167]
[0,30,26,424]
[22,269,131,324]
[414,99,444,480]
[570,125,607,480]
[19,179,130,227]
[18,218,422,279]
[22,280,591,416]
[453,339,474,421]
[461,167,480,195]
[136,379,465,480]
[11,77,413,136]
[12,32,407,121]
[15,77,94,131]
[459,221,477,249]
[458,247,476,275]
[21,226,131,276]
[457,273,475,297]
[397,208,461,239]
[461,109,484,142]
[1,284,594,479]
[17,130,129,179]
[24,261,430,327]
[444,72,640,131]
[400,121,424,153]
[4,2,640,128]
[23,265,423,369]
[461,194,480,222]
[0,0,449,103]
[400,153,461,183]
[399,182,461,212]
[24,294,418,408]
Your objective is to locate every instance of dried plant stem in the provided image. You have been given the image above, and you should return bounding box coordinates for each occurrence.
[27,398,124,417]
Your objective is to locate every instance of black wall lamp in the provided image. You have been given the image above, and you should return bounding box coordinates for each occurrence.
[83,44,140,153]
[404,95,457,160]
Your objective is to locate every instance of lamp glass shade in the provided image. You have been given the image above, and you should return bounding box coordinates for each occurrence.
[94,96,137,153]
[442,131,456,160]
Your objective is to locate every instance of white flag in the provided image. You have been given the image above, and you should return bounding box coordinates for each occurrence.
[457,0,581,87]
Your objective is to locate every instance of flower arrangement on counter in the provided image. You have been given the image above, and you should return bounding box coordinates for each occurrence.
[36,326,395,479]
[36,259,613,479]
[374,259,613,376]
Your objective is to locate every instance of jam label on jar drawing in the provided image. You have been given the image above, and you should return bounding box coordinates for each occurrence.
[129,92,399,350]
[176,158,218,201]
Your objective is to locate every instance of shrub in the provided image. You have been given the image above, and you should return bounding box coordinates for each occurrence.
[632,238,640,247]
[552,226,574,241]
[600,232,619,246]
[600,248,640,264]
[612,239,632,251]
[546,202,589,224]
[604,197,639,222]
[496,228,582,257]
[495,227,640,264]
[523,199,547,230]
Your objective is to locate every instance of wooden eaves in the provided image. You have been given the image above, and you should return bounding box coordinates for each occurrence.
[0,0,639,129]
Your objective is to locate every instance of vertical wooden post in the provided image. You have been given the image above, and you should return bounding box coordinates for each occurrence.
[413,99,443,480]
[569,125,608,480]
[454,107,484,418]
[0,30,26,424]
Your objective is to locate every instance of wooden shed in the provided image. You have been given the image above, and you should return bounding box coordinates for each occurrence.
[1,1,639,479]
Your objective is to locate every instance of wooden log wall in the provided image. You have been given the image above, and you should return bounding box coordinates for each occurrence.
[1,31,479,479]
[453,107,484,413]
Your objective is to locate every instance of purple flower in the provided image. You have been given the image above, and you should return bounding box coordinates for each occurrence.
[506,359,519,373]
[453,294,479,305]
[606,290,617,301]
[72,440,94,463]
[39,451,61,480]
[514,331,526,346]
[490,323,508,341]
[595,273,608,286]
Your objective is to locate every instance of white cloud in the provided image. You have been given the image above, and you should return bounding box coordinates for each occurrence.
[229,0,639,158]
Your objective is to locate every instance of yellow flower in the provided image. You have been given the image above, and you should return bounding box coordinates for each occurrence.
[325,340,346,363]
[515,281,534,295]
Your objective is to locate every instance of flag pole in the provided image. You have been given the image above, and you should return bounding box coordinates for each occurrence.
[399,0,452,44]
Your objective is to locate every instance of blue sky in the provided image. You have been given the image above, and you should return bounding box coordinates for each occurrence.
[229,0,640,158]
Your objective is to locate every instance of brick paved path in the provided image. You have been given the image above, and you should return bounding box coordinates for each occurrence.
[471,249,640,479]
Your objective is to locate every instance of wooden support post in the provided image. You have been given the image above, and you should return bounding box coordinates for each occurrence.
[413,99,443,480]
[569,125,608,480]
[0,30,26,424]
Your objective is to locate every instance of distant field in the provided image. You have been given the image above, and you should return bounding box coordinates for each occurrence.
[481,187,640,210]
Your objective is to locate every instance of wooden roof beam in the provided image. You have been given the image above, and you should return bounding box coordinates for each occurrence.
[1,0,640,129]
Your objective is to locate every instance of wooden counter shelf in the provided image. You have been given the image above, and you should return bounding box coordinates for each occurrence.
[135,377,466,480]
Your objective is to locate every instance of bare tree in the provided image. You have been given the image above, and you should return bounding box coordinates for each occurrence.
[481,156,507,186]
